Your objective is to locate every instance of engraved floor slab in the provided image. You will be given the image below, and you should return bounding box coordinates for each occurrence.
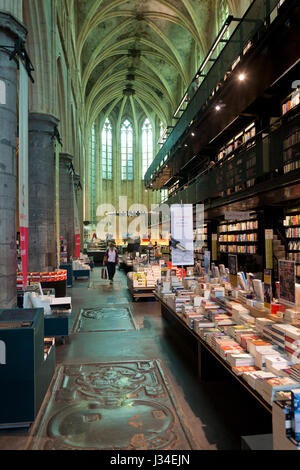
[26,360,194,450]
[72,306,136,333]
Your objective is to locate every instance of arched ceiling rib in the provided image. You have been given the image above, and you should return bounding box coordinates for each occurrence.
[76,0,214,126]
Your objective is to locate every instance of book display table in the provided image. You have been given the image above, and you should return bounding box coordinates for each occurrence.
[127,276,156,301]
[155,293,272,414]
[0,308,55,428]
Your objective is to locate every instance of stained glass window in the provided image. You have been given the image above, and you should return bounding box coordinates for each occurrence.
[142,118,153,178]
[102,118,112,179]
[121,119,133,181]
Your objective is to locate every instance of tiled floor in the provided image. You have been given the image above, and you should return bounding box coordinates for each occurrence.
[0,268,272,450]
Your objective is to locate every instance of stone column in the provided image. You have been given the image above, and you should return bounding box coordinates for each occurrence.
[0,11,26,308]
[28,113,58,272]
[59,153,74,260]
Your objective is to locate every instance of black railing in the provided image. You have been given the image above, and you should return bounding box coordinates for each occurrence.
[145,0,287,186]
[166,112,300,206]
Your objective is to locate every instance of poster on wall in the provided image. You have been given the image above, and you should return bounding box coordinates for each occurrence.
[264,269,272,309]
[170,204,194,266]
[19,62,29,289]
[279,260,295,305]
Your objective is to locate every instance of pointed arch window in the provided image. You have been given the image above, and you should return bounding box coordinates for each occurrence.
[121,119,133,181]
[142,118,153,178]
[89,123,95,223]
[161,189,168,203]
[218,0,229,38]
[102,118,112,180]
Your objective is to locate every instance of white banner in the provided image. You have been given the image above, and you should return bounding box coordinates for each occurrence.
[19,62,29,289]
[171,204,194,266]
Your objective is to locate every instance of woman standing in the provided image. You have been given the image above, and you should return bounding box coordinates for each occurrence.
[103,243,120,284]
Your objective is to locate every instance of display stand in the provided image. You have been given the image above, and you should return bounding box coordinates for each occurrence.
[73,269,90,280]
[60,263,73,287]
[0,308,56,428]
[127,276,155,301]
[44,309,71,344]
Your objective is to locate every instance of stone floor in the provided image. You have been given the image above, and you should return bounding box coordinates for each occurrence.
[0,268,272,450]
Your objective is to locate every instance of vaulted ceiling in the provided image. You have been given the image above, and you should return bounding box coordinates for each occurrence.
[75,0,217,127]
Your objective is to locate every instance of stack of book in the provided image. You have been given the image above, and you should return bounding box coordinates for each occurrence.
[265,355,291,377]
[227,352,255,367]
[289,364,300,383]
[194,319,216,333]
[224,324,255,340]
[261,377,300,405]
[183,313,205,330]
[247,339,273,356]
[256,317,274,335]
[237,333,260,350]
[243,370,276,390]
[254,348,279,369]
[216,339,244,359]
[201,328,223,342]
[284,325,300,361]
[271,324,292,351]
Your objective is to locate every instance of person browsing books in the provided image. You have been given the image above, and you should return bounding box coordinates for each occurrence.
[103,243,120,284]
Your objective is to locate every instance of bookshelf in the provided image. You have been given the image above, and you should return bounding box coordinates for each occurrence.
[194,224,208,265]
[282,88,300,116]
[217,122,256,162]
[282,122,300,175]
[284,210,300,278]
[218,218,259,255]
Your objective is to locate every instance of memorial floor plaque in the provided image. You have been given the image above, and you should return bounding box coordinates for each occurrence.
[26,360,194,450]
[72,306,136,333]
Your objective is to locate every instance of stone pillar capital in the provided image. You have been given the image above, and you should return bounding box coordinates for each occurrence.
[0,10,27,41]
[59,153,73,165]
[29,112,59,132]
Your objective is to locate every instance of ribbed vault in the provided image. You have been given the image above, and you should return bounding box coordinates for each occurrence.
[76,0,216,127]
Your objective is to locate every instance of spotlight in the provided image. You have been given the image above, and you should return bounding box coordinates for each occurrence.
[184,144,188,147]
[215,105,221,111]
[238,73,246,81]
[191,132,195,137]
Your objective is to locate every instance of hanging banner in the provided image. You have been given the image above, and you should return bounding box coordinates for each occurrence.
[279,260,295,305]
[228,254,238,288]
[265,229,273,269]
[74,183,81,258]
[204,250,211,274]
[19,62,29,289]
[264,269,272,310]
[55,142,61,267]
[170,204,194,266]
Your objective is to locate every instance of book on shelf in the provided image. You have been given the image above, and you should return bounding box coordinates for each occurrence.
[282,89,300,116]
